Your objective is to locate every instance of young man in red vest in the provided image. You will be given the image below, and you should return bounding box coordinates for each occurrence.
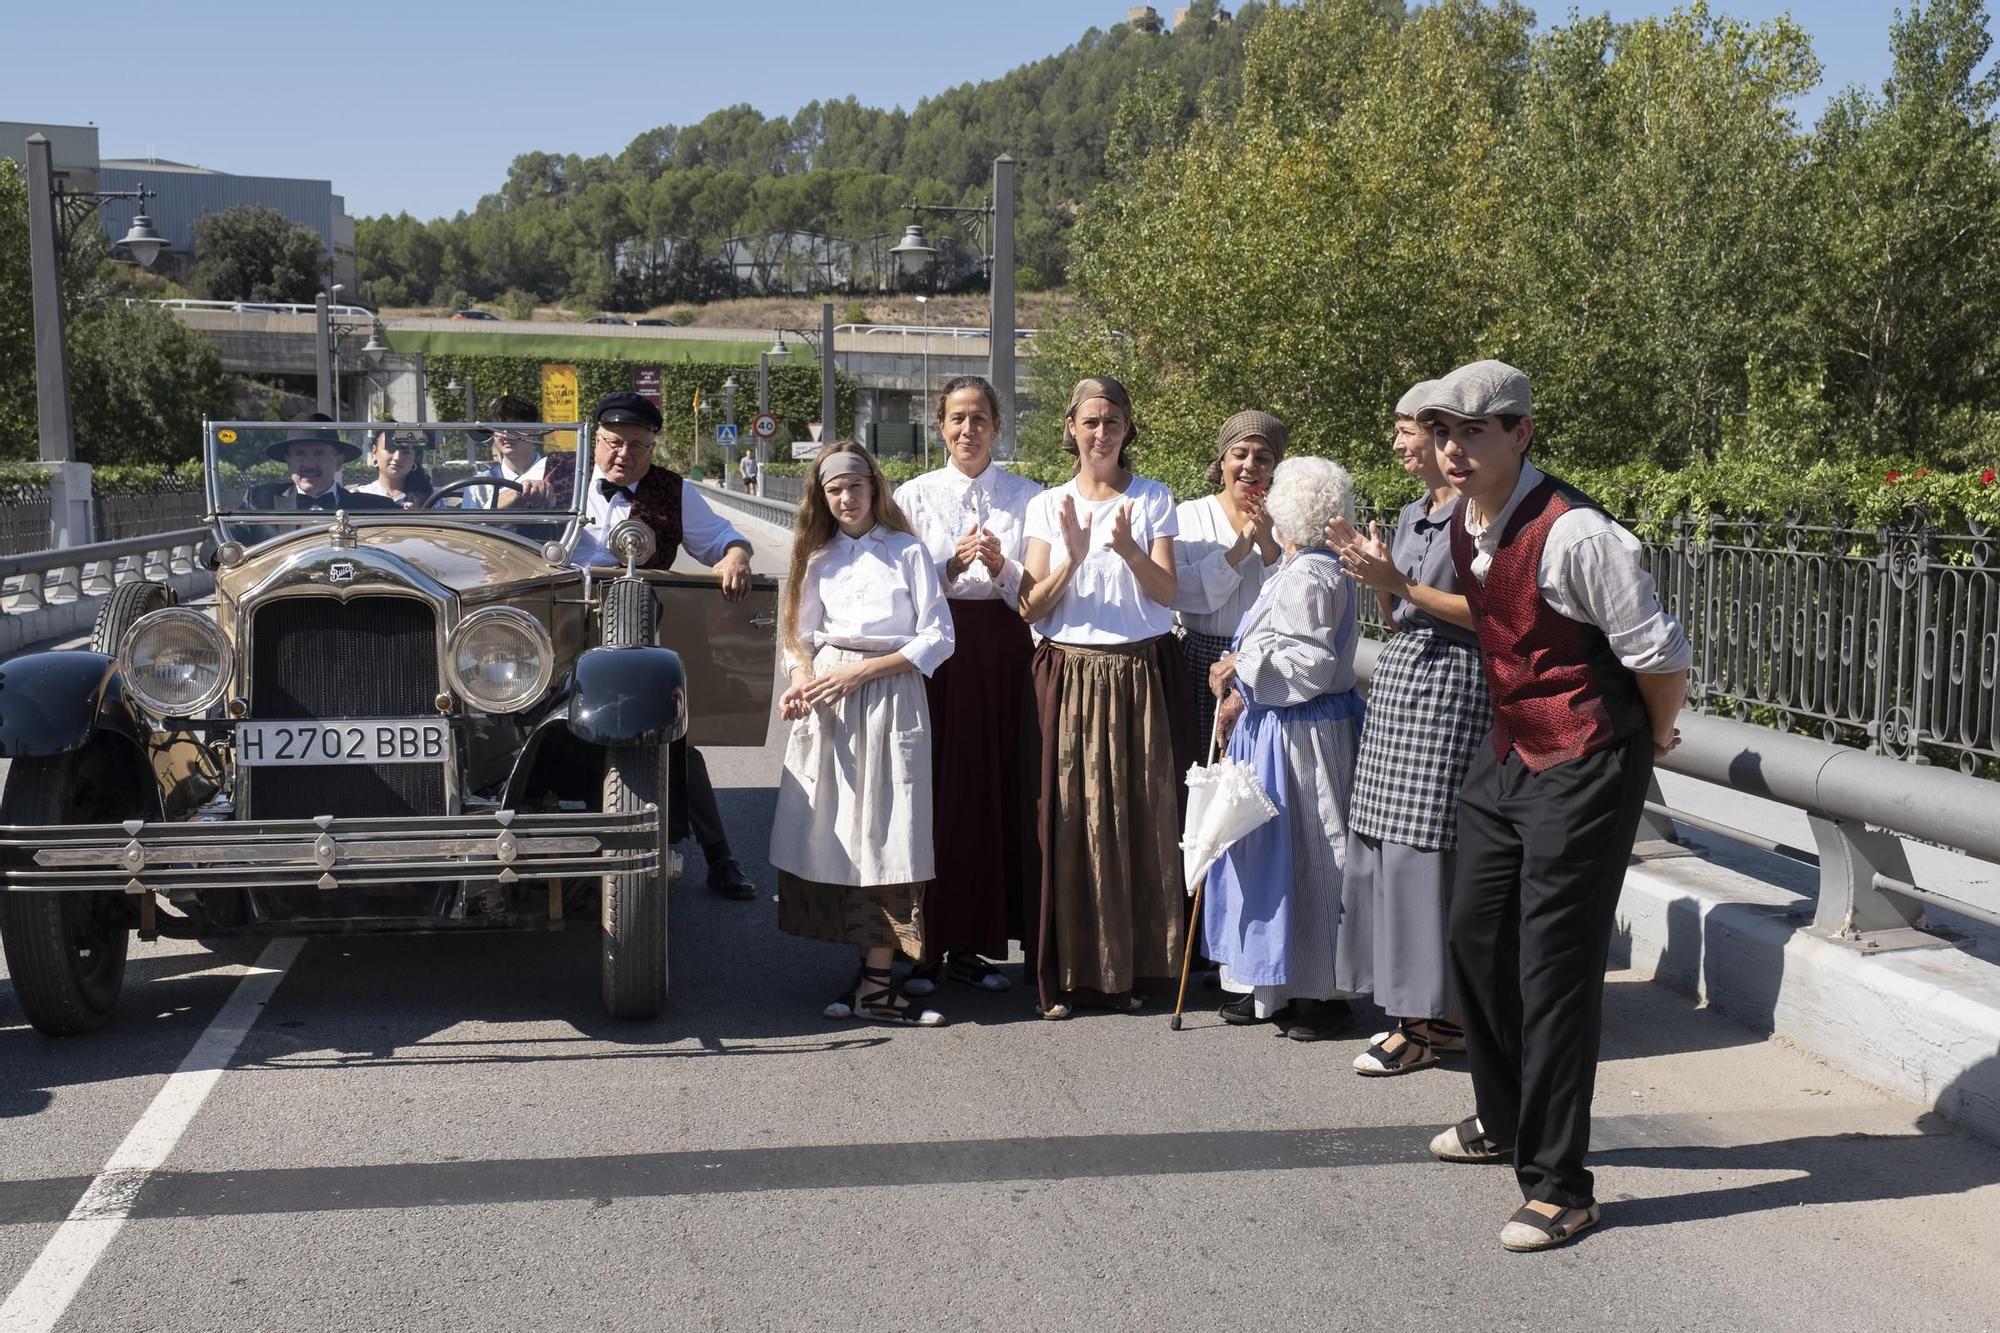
[1418,361,1690,1252]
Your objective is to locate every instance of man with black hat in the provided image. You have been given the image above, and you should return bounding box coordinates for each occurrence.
[241,414,398,539]
[1416,360,1690,1253]
[528,390,759,899]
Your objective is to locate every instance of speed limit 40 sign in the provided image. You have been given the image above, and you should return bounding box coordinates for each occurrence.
[750,411,779,439]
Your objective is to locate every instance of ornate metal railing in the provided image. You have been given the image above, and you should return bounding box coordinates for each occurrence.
[1356,504,2000,778]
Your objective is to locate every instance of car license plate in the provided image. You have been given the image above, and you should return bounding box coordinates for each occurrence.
[235,719,450,766]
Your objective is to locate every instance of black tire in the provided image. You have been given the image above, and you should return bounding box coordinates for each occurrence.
[0,747,142,1036]
[600,743,669,1019]
[602,576,657,649]
[90,580,175,656]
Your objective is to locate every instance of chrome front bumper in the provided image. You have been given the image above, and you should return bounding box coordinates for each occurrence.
[0,808,660,894]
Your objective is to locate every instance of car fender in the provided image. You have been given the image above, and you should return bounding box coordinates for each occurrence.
[565,646,687,747]
[0,650,148,759]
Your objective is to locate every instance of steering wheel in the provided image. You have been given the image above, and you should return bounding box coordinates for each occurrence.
[423,475,525,509]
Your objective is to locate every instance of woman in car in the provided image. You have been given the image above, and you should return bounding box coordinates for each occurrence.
[353,430,430,508]
[1019,376,1186,1019]
[770,443,955,1027]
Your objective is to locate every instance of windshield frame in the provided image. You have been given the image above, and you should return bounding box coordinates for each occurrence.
[202,417,592,554]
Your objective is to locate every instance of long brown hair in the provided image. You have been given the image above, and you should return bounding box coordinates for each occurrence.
[780,441,915,672]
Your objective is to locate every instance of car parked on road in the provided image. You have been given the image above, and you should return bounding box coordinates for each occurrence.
[584,315,630,325]
[450,309,500,321]
[0,419,777,1035]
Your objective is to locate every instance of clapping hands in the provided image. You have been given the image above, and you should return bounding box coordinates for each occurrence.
[1326,516,1404,595]
[950,520,1005,580]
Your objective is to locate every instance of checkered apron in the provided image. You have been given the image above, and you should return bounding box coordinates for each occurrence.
[1348,628,1491,851]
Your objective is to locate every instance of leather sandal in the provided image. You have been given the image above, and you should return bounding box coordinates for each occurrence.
[834,965,944,1028]
[1428,1115,1513,1164]
[1500,1202,1600,1252]
[1354,1021,1441,1076]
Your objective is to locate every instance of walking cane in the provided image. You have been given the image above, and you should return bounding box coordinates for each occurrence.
[1169,876,1204,1031]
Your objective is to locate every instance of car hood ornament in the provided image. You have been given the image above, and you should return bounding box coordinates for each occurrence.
[327,509,358,550]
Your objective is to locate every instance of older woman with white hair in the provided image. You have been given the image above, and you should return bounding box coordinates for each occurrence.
[1203,455,1367,1041]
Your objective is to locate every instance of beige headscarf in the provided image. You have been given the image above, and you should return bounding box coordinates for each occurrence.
[1207,409,1287,488]
[1063,376,1140,456]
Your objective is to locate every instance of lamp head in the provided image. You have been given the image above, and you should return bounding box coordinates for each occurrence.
[116,206,167,269]
[890,223,936,277]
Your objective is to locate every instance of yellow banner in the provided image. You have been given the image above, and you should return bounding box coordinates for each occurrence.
[540,363,580,451]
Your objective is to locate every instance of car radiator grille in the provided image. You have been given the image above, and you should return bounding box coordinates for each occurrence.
[243,596,448,820]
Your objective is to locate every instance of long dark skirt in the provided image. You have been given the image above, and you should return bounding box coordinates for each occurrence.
[1023,636,1196,1009]
[922,597,1036,962]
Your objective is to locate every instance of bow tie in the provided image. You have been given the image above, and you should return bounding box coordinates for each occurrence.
[597,479,635,502]
[296,491,336,511]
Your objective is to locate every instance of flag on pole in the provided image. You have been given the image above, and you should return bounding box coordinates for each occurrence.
[691,386,703,412]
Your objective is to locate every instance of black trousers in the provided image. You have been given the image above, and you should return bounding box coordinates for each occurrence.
[684,746,732,861]
[1447,731,1653,1208]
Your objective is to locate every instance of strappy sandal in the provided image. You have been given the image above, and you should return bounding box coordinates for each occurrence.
[1428,1115,1513,1164]
[944,952,1013,992]
[902,962,941,997]
[1499,1202,1600,1252]
[838,965,945,1028]
[1354,1021,1443,1076]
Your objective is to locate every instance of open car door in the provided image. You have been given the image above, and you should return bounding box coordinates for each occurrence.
[650,573,780,746]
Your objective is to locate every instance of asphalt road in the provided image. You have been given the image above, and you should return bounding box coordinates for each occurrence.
[2,511,1998,1332]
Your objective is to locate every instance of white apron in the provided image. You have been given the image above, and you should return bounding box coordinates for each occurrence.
[769,645,935,886]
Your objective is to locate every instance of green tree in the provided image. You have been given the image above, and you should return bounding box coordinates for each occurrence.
[186,204,329,304]
[1803,0,2000,458]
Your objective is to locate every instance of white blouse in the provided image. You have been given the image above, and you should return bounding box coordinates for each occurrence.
[1172,493,1277,638]
[786,525,956,676]
[1023,475,1179,646]
[894,461,1043,606]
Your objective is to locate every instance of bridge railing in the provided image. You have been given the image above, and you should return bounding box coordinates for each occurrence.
[834,323,1037,340]
[130,298,374,317]
[1,528,208,616]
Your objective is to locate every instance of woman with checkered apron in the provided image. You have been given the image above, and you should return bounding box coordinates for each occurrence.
[1330,382,1492,1075]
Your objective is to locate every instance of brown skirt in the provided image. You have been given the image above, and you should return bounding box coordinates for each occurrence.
[1026,636,1188,1008]
[923,598,1036,962]
[777,871,923,955]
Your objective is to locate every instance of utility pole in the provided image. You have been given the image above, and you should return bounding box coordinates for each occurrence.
[314,292,334,415]
[24,134,91,548]
[820,300,836,447]
[989,153,1016,458]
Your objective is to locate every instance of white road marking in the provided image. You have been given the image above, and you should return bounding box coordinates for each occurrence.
[0,938,303,1333]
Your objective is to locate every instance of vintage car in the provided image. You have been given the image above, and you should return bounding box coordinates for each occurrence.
[0,418,777,1034]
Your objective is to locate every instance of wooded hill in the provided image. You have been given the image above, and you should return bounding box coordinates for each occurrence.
[357,2,1263,312]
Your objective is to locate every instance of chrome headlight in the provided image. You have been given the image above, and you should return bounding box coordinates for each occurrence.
[119,608,232,717]
[446,606,553,713]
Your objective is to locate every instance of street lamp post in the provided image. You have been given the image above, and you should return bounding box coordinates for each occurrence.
[722,374,738,488]
[24,132,166,548]
[889,154,1018,457]
[915,294,931,467]
[771,299,838,451]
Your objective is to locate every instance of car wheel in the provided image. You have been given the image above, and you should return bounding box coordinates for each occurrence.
[90,580,175,656]
[600,743,669,1019]
[0,747,141,1036]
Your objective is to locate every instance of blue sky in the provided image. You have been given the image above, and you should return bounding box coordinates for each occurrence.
[4,1,1936,219]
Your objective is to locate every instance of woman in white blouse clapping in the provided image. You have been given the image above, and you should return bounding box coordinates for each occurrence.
[770,443,955,1027]
[893,377,1043,998]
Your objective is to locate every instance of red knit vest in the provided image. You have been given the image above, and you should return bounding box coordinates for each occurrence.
[1449,476,1647,773]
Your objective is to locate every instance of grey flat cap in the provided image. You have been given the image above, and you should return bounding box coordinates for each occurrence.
[1417,360,1532,421]
[1394,379,1438,418]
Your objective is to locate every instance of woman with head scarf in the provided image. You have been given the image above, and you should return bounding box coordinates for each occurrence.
[1203,456,1367,1041]
[1019,376,1188,1018]
[1328,380,1491,1073]
[1174,411,1284,749]
[893,377,1043,997]
[770,443,956,1027]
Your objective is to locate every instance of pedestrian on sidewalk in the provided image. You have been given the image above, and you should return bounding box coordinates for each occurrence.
[893,376,1043,999]
[1202,455,1366,1042]
[1019,376,1192,1019]
[1173,411,1284,753]
[1327,380,1490,1076]
[771,442,954,1027]
[1416,361,1690,1252]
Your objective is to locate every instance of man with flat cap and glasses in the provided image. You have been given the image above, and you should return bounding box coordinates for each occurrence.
[1412,360,1690,1253]
[519,391,762,900]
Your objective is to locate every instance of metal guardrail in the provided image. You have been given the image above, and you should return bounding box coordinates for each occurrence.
[1354,636,2000,952]
[133,298,374,317]
[834,323,1036,340]
[1,528,208,614]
